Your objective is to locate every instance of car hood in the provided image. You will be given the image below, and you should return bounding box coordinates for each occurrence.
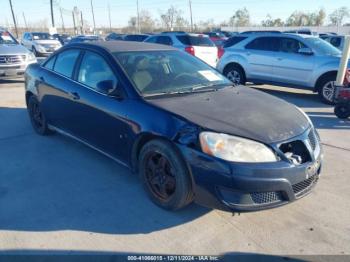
[34,40,60,45]
[147,86,310,144]
[0,44,30,55]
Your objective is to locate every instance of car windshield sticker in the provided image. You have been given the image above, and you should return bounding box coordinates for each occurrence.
[199,70,222,81]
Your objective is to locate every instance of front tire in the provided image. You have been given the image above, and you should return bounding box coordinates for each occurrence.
[139,139,193,210]
[224,64,246,85]
[27,96,52,135]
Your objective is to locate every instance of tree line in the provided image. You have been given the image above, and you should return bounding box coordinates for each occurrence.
[125,6,350,33]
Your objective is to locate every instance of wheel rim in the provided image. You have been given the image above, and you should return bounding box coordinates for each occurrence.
[30,101,44,128]
[322,81,336,102]
[144,152,176,200]
[226,70,241,85]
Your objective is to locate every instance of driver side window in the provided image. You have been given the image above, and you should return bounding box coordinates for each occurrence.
[279,38,307,54]
[78,51,117,92]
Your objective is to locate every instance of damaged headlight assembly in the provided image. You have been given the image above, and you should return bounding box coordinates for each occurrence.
[199,132,278,163]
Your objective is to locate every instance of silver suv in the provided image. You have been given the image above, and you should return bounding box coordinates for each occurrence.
[0,28,37,78]
[21,32,61,57]
[217,33,349,104]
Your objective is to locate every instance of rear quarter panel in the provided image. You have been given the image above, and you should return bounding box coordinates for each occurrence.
[216,49,250,77]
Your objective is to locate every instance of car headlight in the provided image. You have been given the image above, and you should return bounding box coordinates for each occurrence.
[199,132,278,163]
[36,44,46,52]
[28,52,36,61]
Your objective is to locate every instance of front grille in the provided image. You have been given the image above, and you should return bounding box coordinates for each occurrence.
[292,174,319,197]
[280,140,311,164]
[250,191,283,204]
[0,55,26,64]
[308,129,318,151]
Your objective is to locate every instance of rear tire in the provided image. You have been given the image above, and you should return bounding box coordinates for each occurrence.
[317,73,337,105]
[334,103,350,119]
[27,96,52,135]
[224,64,246,85]
[138,139,193,210]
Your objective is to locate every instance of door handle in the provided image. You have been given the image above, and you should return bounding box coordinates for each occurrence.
[68,92,80,100]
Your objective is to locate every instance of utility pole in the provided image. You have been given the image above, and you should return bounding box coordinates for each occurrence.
[72,11,76,35]
[80,11,84,34]
[8,0,18,38]
[90,0,96,34]
[136,0,140,33]
[50,0,55,27]
[108,3,112,31]
[59,8,65,32]
[22,12,28,30]
[189,0,193,32]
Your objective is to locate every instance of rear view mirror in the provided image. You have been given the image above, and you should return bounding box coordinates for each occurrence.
[298,47,313,55]
[96,80,115,94]
[96,80,122,98]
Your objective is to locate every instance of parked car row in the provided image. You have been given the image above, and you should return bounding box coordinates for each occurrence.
[217,33,349,104]
[0,28,37,78]
[2,27,348,105]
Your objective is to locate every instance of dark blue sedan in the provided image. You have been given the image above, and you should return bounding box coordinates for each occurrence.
[25,41,323,212]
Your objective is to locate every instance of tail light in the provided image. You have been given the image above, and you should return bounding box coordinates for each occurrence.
[185,46,195,56]
[218,46,225,59]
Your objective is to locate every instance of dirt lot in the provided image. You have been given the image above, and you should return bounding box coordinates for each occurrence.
[0,78,349,255]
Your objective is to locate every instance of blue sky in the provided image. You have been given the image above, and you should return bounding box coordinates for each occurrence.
[1,0,350,28]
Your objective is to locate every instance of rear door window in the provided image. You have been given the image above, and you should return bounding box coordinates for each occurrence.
[156,36,173,45]
[44,55,56,70]
[53,49,80,78]
[223,36,247,48]
[176,35,214,47]
[245,37,278,51]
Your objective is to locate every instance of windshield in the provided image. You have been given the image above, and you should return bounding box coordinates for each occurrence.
[305,38,341,56]
[33,33,54,40]
[0,31,17,44]
[114,50,231,96]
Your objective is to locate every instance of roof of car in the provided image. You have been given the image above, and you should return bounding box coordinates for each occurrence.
[69,41,177,52]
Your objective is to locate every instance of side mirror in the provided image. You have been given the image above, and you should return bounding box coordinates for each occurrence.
[298,47,313,55]
[96,80,122,98]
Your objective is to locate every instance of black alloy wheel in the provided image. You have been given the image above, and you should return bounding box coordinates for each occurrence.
[27,96,52,135]
[139,139,193,210]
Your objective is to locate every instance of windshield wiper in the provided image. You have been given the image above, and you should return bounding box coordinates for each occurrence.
[143,84,230,98]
